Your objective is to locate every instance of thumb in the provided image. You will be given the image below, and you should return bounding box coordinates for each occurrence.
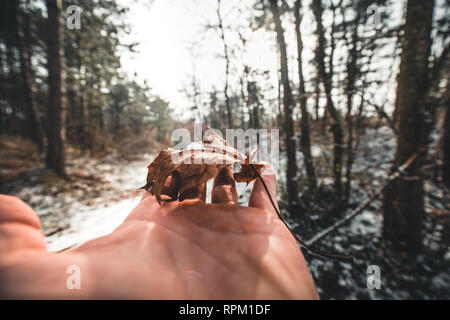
[0,195,47,254]
[248,164,279,216]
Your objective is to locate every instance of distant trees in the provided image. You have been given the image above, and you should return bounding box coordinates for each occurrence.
[383,0,435,251]
[0,0,175,176]
[13,0,45,153]
[148,97,174,142]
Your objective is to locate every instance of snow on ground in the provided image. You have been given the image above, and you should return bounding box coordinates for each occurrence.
[46,197,140,252]
[7,154,151,252]
[288,126,450,299]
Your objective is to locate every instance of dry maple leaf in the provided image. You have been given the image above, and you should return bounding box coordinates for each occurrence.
[143,129,266,204]
[233,149,266,184]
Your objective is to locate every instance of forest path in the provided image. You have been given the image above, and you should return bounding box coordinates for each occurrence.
[43,156,149,251]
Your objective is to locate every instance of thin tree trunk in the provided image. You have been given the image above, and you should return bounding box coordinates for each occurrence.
[383,0,434,251]
[269,0,299,210]
[87,88,96,156]
[295,0,316,191]
[45,0,66,176]
[76,34,90,154]
[344,13,360,204]
[78,87,89,153]
[277,67,282,128]
[5,38,18,130]
[217,0,233,128]
[314,76,320,121]
[239,69,247,129]
[312,0,344,200]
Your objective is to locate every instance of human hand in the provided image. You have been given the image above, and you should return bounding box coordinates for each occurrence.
[0,165,318,299]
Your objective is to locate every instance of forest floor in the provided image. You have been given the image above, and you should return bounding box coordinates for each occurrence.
[0,139,149,251]
[286,126,450,299]
[0,126,449,299]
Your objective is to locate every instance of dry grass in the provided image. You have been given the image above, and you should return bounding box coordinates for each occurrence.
[0,136,42,184]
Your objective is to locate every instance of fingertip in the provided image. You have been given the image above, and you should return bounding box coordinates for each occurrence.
[248,165,279,216]
[260,162,276,179]
[161,172,180,199]
[0,194,42,230]
[211,165,238,204]
[213,165,234,185]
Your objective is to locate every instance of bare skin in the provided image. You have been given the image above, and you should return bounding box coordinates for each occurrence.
[0,165,318,299]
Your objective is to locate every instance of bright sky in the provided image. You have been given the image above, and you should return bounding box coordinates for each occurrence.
[118,0,302,121]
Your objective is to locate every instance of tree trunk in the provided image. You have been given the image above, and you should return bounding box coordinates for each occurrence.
[269,0,299,210]
[277,67,282,128]
[217,0,233,128]
[239,70,247,129]
[383,0,434,252]
[13,0,45,152]
[344,15,360,204]
[314,76,320,122]
[45,0,66,176]
[78,87,90,153]
[294,0,316,191]
[312,0,344,200]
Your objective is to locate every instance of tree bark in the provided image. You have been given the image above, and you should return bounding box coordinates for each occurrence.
[383,0,434,251]
[269,0,299,210]
[294,0,316,191]
[314,76,320,122]
[45,0,66,176]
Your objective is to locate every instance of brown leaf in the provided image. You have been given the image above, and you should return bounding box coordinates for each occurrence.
[233,150,266,184]
[233,163,265,184]
[142,129,252,204]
